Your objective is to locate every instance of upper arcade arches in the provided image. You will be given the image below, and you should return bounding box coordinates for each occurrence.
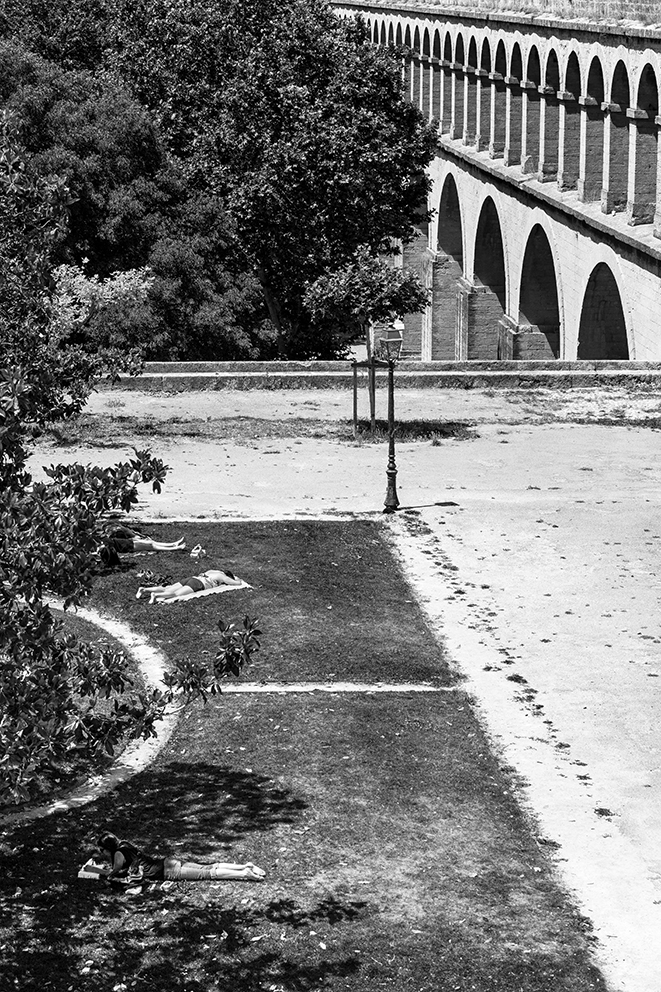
[344,6,661,360]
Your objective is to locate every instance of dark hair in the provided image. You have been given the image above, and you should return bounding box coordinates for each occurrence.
[98,831,120,853]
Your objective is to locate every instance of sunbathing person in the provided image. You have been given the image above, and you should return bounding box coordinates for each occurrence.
[97,832,266,884]
[107,526,186,553]
[136,567,242,603]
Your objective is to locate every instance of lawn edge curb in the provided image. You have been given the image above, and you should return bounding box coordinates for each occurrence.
[0,603,181,829]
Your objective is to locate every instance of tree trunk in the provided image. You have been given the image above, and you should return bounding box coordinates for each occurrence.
[256,268,286,356]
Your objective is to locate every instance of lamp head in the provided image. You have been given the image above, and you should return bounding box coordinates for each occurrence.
[379,319,404,359]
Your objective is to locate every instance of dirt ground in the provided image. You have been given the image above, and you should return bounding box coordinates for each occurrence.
[32,383,661,992]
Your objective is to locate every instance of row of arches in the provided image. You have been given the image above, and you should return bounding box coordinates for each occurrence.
[367,15,661,227]
[420,174,629,361]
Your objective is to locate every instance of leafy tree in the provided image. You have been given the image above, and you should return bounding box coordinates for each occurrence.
[107,0,437,357]
[0,122,264,805]
[0,119,165,805]
[0,0,113,71]
[303,248,429,355]
[0,39,272,360]
[1,1,436,358]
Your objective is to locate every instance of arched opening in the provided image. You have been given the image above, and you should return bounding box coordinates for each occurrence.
[465,37,479,145]
[477,39,492,151]
[403,26,413,100]
[371,22,379,44]
[380,23,387,46]
[465,198,506,359]
[421,28,431,118]
[523,47,542,173]
[412,27,422,106]
[578,264,629,359]
[490,41,507,158]
[519,225,560,358]
[432,175,464,359]
[431,30,442,121]
[627,64,658,224]
[505,43,524,166]
[580,57,605,202]
[560,52,582,189]
[452,35,466,140]
[388,23,395,46]
[441,34,453,133]
[603,61,630,212]
[541,49,561,181]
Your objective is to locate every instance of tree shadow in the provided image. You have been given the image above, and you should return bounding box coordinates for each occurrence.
[2,760,307,882]
[0,881,365,991]
[0,763,362,991]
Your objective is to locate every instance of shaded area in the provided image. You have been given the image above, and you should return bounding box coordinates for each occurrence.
[0,692,607,991]
[578,264,629,360]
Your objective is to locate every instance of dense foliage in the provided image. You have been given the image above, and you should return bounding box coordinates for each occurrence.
[0,128,259,805]
[0,0,436,358]
[0,40,273,360]
[0,0,435,802]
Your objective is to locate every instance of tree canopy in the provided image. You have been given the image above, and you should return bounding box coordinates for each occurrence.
[0,0,436,358]
[109,0,436,355]
[0,39,274,360]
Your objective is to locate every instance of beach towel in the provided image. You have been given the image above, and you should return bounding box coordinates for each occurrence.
[157,580,251,603]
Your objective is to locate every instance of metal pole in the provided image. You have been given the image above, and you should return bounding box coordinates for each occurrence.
[352,363,358,439]
[383,358,399,513]
[369,356,376,435]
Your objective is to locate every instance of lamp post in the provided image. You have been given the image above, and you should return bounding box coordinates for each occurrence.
[380,320,404,514]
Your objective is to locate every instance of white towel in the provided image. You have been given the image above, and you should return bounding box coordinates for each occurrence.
[157,580,251,603]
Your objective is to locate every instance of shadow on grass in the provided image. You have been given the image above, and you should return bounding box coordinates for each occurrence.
[0,762,336,991]
[0,889,364,991]
[349,418,475,443]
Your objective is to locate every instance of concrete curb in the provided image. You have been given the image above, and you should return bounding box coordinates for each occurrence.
[103,361,661,392]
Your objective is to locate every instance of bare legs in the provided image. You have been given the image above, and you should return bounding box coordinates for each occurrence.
[136,570,243,603]
[136,581,192,602]
[131,536,186,552]
[163,858,266,881]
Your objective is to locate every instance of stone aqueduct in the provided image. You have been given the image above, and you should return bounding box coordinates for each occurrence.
[335,2,661,361]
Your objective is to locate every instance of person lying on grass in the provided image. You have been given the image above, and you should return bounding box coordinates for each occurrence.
[97,832,266,885]
[136,568,242,603]
[107,525,186,553]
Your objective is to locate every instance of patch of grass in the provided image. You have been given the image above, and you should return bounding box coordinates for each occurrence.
[91,520,458,686]
[352,419,475,443]
[0,522,607,991]
[44,414,477,448]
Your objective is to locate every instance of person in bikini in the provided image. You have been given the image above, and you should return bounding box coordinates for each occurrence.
[97,832,266,885]
[136,568,242,603]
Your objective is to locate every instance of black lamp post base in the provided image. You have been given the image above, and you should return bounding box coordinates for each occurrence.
[383,470,399,513]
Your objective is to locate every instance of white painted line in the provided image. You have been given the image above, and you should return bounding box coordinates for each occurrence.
[124,514,367,524]
[220,681,458,693]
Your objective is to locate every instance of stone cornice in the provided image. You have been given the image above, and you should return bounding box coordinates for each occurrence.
[331,0,661,44]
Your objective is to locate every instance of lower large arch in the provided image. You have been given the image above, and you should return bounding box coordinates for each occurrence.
[519,225,560,358]
[577,263,629,359]
[462,197,506,359]
[431,175,464,359]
